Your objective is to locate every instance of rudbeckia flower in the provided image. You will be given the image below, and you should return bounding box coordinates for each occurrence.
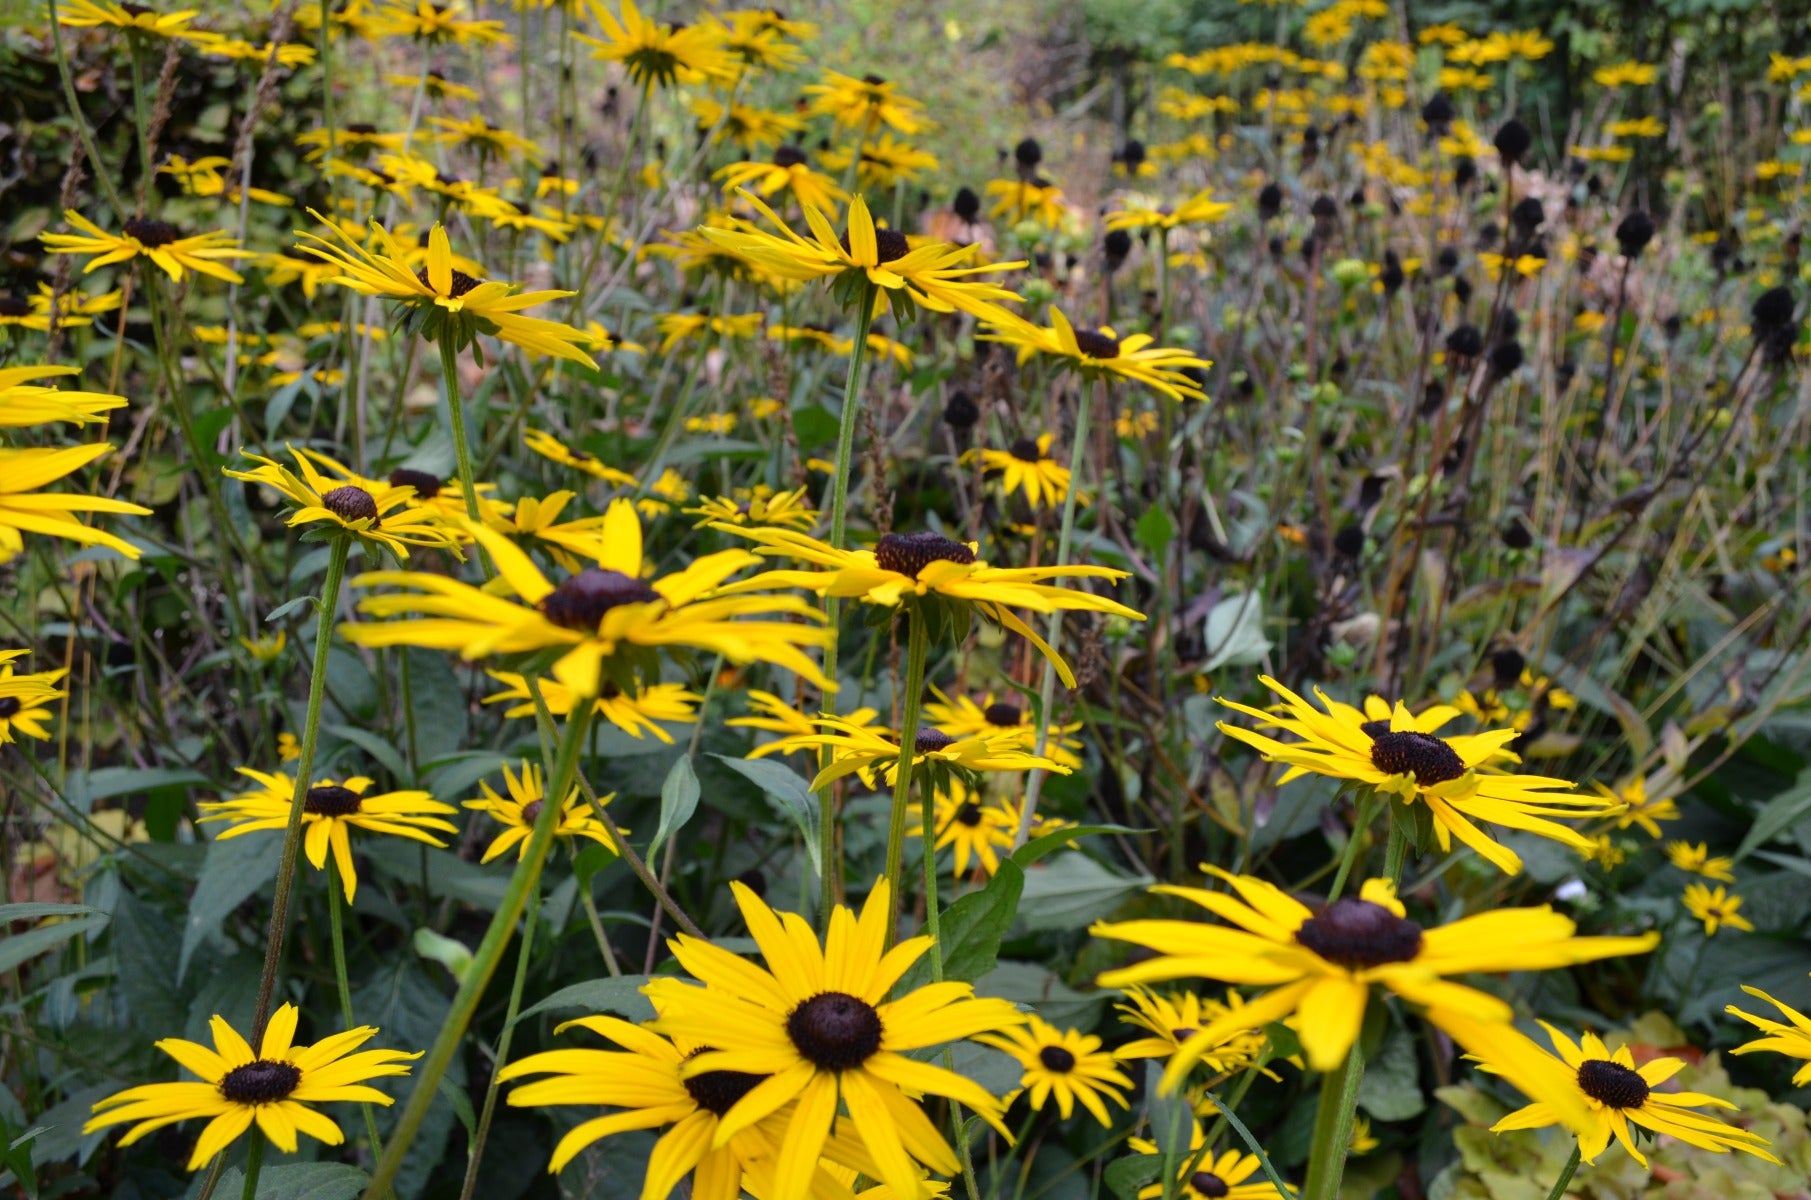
[522,427,638,486]
[715,524,1140,688]
[982,307,1210,402]
[1216,676,1621,875]
[376,0,510,44]
[727,688,883,743]
[1113,987,1270,1077]
[1727,976,1811,1085]
[199,771,459,901]
[482,670,700,742]
[0,652,66,745]
[464,760,622,864]
[685,485,816,530]
[0,443,149,563]
[577,0,736,88]
[982,177,1068,228]
[1480,1022,1778,1165]
[294,213,596,365]
[692,98,807,155]
[223,447,462,558]
[1598,775,1676,837]
[340,500,834,698]
[0,365,126,428]
[41,211,246,283]
[1104,188,1237,233]
[1682,883,1753,935]
[700,190,1024,324]
[55,0,212,39]
[1092,868,1656,1118]
[84,1003,420,1170]
[750,715,1065,790]
[962,433,1078,510]
[647,877,1025,1200]
[923,687,1084,767]
[1126,1127,1289,1200]
[1665,840,1736,881]
[804,69,927,135]
[977,1016,1131,1125]
[717,147,846,214]
[819,134,941,191]
[913,776,1016,877]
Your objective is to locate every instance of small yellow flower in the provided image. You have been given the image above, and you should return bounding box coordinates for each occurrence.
[975,1016,1132,1125]
[239,630,288,663]
[1665,840,1736,882]
[1683,883,1754,935]
[463,761,622,864]
[42,211,246,284]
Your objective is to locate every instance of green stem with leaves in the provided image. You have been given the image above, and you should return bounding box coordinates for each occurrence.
[458,880,542,1200]
[882,609,930,937]
[326,858,386,1161]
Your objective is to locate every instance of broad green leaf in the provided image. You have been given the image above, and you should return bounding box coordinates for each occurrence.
[516,976,656,1025]
[1105,1154,1162,1200]
[898,859,1023,991]
[648,755,701,863]
[1735,767,1811,861]
[413,928,474,985]
[323,722,411,783]
[178,831,280,981]
[711,754,821,878]
[1202,591,1272,671]
[1135,505,1175,558]
[0,903,99,923]
[211,1163,368,1200]
[1015,852,1150,932]
[0,916,109,974]
[1146,1060,1192,1160]
[1356,1025,1427,1120]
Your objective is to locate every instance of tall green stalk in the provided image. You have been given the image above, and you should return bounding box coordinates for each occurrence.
[359,703,593,1200]
[1302,1042,1366,1200]
[238,1130,264,1200]
[881,611,929,937]
[457,882,542,1200]
[326,858,386,1161]
[1543,1143,1582,1200]
[437,333,482,521]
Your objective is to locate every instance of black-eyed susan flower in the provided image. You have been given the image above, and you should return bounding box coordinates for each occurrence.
[1597,775,1676,837]
[41,211,246,284]
[0,365,126,428]
[431,115,543,164]
[983,177,1068,228]
[0,651,66,746]
[238,631,287,664]
[700,190,1024,324]
[691,98,806,155]
[1092,868,1656,1117]
[341,501,833,698]
[55,0,212,39]
[84,1003,420,1170]
[804,69,927,135]
[728,688,882,743]
[977,1016,1131,1125]
[647,877,1025,1200]
[1683,883,1753,935]
[982,308,1210,403]
[1216,676,1621,875]
[1482,1022,1777,1165]
[653,311,763,353]
[685,485,816,530]
[576,0,735,88]
[500,1007,856,1195]
[0,443,149,563]
[1728,977,1811,1085]
[482,670,700,741]
[1104,189,1236,234]
[914,777,1016,877]
[819,134,941,192]
[1113,987,1268,1078]
[223,447,461,558]
[752,715,1065,790]
[199,771,459,901]
[716,147,846,214]
[717,525,1141,687]
[962,434,1078,510]
[1126,1126,1289,1200]
[376,0,510,45]
[923,687,1084,768]
[295,214,596,365]
[464,761,621,864]
[522,427,638,486]
[1665,840,1736,881]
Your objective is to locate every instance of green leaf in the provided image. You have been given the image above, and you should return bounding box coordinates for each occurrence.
[178,831,281,980]
[63,767,208,813]
[710,754,821,878]
[0,903,100,923]
[1202,592,1272,671]
[516,976,656,1025]
[1146,1060,1193,1160]
[211,1163,369,1200]
[1015,852,1151,932]
[1356,1025,1427,1120]
[1735,766,1811,861]
[648,755,701,863]
[323,723,411,784]
[413,928,474,985]
[1010,823,1143,869]
[1105,1154,1162,1200]
[1136,505,1175,558]
[898,860,1023,991]
[402,648,470,771]
[0,916,109,974]
[263,594,316,624]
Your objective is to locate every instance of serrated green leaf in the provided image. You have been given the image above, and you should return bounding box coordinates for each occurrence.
[516,976,655,1025]
[898,859,1023,991]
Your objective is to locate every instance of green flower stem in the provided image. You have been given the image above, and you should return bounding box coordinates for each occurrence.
[1384,808,1408,885]
[457,879,542,1200]
[882,609,931,938]
[359,703,593,1200]
[1302,1041,1366,1200]
[250,534,350,1039]
[817,279,879,920]
[1543,1143,1582,1200]
[239,1129,264,1200]
[326,858,386,1161]
[1325,790,1378,903]
[45,0,127,219]
[437,333,482,521]
[316,0,335,186]
[1012,377,1098,849]
[125,36,154,209]
[1199,1086,1294,1199]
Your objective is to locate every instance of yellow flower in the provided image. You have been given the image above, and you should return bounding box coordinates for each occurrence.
[729,687,883,743]
[1128,1125,1290,1200]
[576,0,735,88]
[1104,188,1236,233]
[716,149,846,214]
[55,0,212,39]
[1593,60,1657,87]
[464,761,621,863]
[1596,775,1676,837]
[0,443,149,563]
[922,687,1083,767]
[1665,840,1736,881]
[913,776,1016,877]
[199,771,458,901]
[481,670,700,742]
[223,447,462,558]
[653,311,763,353]
[804,69,927,135]
[156,155,292,206]
[1579,834,1626,869]
[962,433,1078,510]
[0,652,67,745]
[691,97,806,154]
[387,70,479,100]
[376,0,510,44]
[1683,883,1754,935]
[84,1003,419,1171]
[983,177,1069,228]
[1480,252,1547,281]
[754,713,1067,791]
[982,307,1210,403]
[294,213,595,365]
[976,1016,1132,1125]
[1727,977,1811,1086]
[431,115,542,163]
[819,134,941,191]
[42,211,245,283]
[685,485,816,530]
[522,427,637,486]
[239,630,288,663]
[716,524,1142,688]
[0,365,126,428]
[342,499,832,698]
[1113,987,1268,1076]
[702,189,1023,323]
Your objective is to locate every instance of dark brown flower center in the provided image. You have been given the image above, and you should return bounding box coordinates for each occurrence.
[387,468,443,498]
[416,267,482,297]
[840,226,910,264]
[915,728,956,754]
[1170,1026,1198,1042]
[983,702,1022,726]
[1368,730,1467,786]
[682,1050,767,1116]
[1189,1172,1230,1199]
[538,568,661,630]
[219,1059,302,1105]
[123,218,179,247]
[1577,1059,1649,1109]
[1009,437,1044,462]
[1358,720,1392,738]
[1038,1045,1077,1072]
[1071,328,1121,359]
[1294,898,1424,969]
[305,785,362,817]
[786,991,883,1071]
[955,801,984,827]
[321,484,380,525]
[773,144,808,169]
[0,697,22,718]
[872,531,976,579]
[519,800,544,825]
[119,1,155,14]
[0,296,31,317]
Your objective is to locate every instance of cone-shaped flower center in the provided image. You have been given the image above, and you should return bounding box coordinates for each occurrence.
[1009,437,1044,463]
[388,468,444,498]
[219,1059,302,1104]
[1576,1059,1649,1109]
[1189,1172,1230,1199]
[1038,1045,1076,1072]
[519,800,544,826]
[417,267,481,298]
[915,728,955,754]
[123,218,179,247]
[0,697,20,718]
[321,484,380,525]
[305,785,363,817]
[1294,898,1424,968]
[1367,730,1467,786]
[873,531,976,579]
[539,568,661,630]
[955,801,984,827]
[0,296,31,317]
[1071,328,1121,359]
[682,1049,768,1115]
[983,702,1023,726]
[840,226,910,265]
[787,991,883,1071]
